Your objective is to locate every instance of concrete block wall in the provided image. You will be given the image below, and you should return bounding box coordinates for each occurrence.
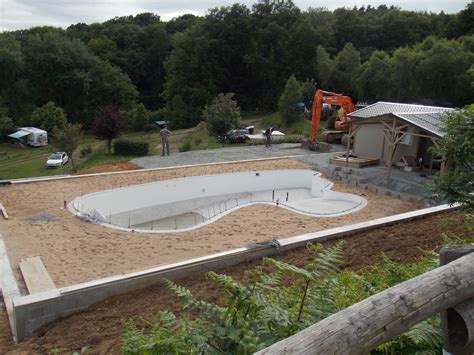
[321,166,424,204]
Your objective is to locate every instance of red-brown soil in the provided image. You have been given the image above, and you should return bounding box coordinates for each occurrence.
[75,161,143,175]
[0,210,468,354]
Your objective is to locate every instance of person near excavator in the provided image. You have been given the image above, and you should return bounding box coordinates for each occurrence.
[264,127,275,147]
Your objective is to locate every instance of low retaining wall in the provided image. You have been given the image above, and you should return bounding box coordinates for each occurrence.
[8,203,456,342]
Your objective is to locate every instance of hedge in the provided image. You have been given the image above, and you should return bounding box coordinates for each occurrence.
[114,140,149,156]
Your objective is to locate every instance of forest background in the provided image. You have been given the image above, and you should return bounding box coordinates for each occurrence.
[0,0,473,130]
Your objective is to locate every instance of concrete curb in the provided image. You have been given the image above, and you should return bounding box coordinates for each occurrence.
[7,203,457,342]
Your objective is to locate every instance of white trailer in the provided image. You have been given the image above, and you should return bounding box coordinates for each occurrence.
[8,127,48,147]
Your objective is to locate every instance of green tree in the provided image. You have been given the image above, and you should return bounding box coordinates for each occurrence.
[86,59,138,126]
[87,35,118,63]
[30,102,67,134]
[315,46,334,90]
[52,123,83,172]
[301,79,317,115]
[162,23,216,128]
[202,93,242,136]
[278,75,303,125]
[356,50,394,101]
[284,18,320,80]
[0,111,15,141]
[333,43,361,96]
[0,34,23,94]
[414,36,473,106]
[129,103,149,132]
[431,107,474,210]
[23,31,94,121]
[391,47,419,101]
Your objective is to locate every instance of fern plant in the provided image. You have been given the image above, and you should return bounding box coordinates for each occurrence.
[121,238,460,354]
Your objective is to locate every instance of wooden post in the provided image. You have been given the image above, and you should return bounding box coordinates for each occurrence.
[344,125,360,167]
[345,126,351,167]
[440,153,447,176]
[382,120,408,186]
[440,246,474,355]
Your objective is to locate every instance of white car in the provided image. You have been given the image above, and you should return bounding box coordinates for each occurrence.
[46,152,69,168]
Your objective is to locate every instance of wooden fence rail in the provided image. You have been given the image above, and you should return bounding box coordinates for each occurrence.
[256,250,474,354]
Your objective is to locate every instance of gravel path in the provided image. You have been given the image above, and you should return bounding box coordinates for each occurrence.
[132,143,345,169]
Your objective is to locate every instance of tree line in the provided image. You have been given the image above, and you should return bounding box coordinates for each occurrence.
[0,0,472,132]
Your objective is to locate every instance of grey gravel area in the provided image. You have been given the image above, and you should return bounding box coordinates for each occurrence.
[132,143,345,169]
[133,143,435,200]
[349,165,437,199]
[22,214,59,222]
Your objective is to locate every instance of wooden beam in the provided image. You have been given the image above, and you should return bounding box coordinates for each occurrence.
[440,246,474,354]
[19,256,56,294]
[256,252,474,355]
[383,129,439,140]
[344,125,360,167]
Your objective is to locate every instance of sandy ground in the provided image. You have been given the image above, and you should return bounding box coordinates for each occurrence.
[0,159,424,290]
[1,210,466,354]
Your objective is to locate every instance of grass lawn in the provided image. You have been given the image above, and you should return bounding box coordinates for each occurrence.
[0,113,324,180]
[0,126,205,180]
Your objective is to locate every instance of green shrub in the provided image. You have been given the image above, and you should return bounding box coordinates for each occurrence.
[246,134,304,146]
[179,141,191,152]
[114,140,149,156]
[80,146,92,158]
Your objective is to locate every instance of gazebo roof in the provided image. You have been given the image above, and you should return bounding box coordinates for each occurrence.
[349,102,454,137]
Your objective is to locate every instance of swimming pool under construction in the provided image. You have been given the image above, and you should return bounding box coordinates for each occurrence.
[70,170,367,232]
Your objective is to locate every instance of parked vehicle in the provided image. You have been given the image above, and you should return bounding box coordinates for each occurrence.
[218,129,251,144]
[8,127,48,147]
[46,152,69,168]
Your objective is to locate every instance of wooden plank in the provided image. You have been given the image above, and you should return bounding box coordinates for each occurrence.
[0,202,8,219]
[19,256,56,294]
[330,157,379,168]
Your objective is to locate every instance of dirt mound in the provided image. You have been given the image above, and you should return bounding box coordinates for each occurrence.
[76,162,143,175]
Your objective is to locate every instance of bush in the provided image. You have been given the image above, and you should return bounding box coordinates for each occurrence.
[80,146,93,158]
[114,140,149,156]
[179,141,191,152]
[129,103,149,132]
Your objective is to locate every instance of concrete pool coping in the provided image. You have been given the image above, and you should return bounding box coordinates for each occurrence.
[0,203,457,342]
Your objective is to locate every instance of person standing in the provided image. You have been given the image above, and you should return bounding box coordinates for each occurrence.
[264,127,274,147]
[160,125,171,156]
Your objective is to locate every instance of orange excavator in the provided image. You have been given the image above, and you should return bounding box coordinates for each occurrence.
[306,89,356,149]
